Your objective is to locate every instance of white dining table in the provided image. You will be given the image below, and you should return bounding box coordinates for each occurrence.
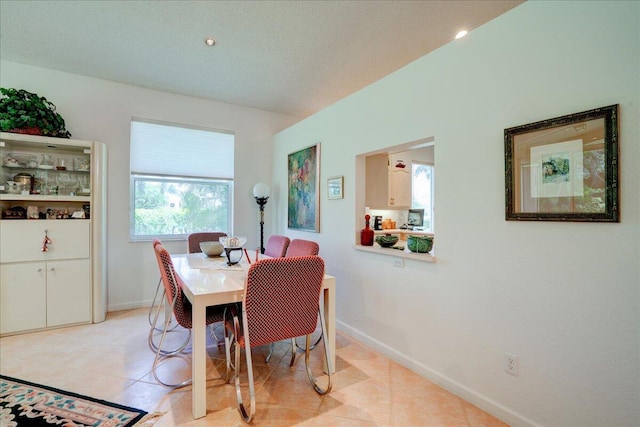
[170,252,336,419]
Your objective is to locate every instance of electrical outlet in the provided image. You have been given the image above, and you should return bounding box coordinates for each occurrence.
[504,353,518,376]
[392,258,404,268]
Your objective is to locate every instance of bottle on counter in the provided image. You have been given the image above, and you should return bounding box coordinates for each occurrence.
[360,214,374,246]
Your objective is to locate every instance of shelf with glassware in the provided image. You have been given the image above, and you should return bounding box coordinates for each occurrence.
[1,133,94,219]
[0,131,107,335]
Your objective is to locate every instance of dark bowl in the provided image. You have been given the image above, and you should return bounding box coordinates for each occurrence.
[375,234,399,248]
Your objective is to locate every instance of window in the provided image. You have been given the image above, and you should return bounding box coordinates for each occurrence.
[130,119,234,241]
[412,162,434,232]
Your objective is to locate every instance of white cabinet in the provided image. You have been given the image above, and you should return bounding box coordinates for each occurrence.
[0,262,46,334]
[365,154,411,209]
[0,220,89,263]
[46,259,91,327]
[0,259,90,334]
[388,168,411,207]
[0,132,106,336]
[365,154,389,208]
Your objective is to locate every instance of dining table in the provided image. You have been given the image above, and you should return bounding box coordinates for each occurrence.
[170,252,337,419]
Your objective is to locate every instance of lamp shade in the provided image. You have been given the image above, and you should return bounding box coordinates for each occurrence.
[253,182,270,198]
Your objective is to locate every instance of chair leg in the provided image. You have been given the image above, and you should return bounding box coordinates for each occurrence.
[294,315,323,351]
[151,302,192,389]
[148,290,190,356]
[224,309,236,383]
[209,323,225,347]
[304,306,332,395]
[265,342,274,363]
[147,277,163,328]
[148,279,179,332]
[226,307,256,423]
[289,338,296,367]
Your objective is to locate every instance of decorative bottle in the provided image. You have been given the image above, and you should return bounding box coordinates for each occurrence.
[360,214,374,246]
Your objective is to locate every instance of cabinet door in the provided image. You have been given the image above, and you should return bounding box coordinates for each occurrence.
[46,259,91,327]
[0,220,90,263]
[365,154,389,208]
[0,262,47,334]
[388,169,411,207]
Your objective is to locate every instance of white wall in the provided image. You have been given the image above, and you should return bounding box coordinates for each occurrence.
[0,61,300,311]
[272,2,639,426]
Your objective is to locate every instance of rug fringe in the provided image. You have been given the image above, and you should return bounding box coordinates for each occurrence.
[134,411,166,426]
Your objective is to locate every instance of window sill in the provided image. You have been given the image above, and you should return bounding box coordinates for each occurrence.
[353,244,436,263]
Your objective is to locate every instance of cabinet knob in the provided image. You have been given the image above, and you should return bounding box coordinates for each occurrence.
[49,267,55,271]
[37,268,43,272]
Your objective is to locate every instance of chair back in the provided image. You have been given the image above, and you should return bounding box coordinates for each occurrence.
[153,243,192,329]
[263,235,290,258]
[285,239,319,257]
[188,232,228,254]
[242,256,324,348]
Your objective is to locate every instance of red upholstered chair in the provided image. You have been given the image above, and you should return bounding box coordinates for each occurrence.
[150,243,235,388]
[285,239,322,352]
[148,239,187,357]
[150,233,227,331]
[186,232,229,345]
[263,235,298,362]
[187,231,228,254]
[224,256,332,423]
[285,239,319,257]
[148,239,165,326]
[263,235,290,258]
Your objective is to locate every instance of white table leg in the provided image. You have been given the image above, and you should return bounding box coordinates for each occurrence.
[323,276,336,374]
[192,301,206,418]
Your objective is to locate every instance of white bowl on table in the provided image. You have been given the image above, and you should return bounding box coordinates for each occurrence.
[199,241,224,257]
[219,236,247,249]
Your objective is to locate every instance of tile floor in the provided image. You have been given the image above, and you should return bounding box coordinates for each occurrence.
[0,308,508,426]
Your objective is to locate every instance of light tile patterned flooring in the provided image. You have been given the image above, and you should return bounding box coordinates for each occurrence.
[0,308,508,426]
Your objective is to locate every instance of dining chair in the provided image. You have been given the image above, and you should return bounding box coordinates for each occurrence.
[285,239,319,257]
[263,235,290,258]
[187,231,228,254]
[224,256,332,423]
[148,232,227,330]
[148,239,165,327]
[262,234,292,362]
[147,239,188,358]
[285,239,322,353]
[187,232,228,344]
[150,242,236,388]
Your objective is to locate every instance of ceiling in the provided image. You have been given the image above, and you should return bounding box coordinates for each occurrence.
[0,0,524,118]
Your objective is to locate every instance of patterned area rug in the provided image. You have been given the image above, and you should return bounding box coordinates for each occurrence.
[0,375,148,426]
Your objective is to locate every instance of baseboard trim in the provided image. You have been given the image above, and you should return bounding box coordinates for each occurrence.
[336,320,540,427]
[107,300,150,312]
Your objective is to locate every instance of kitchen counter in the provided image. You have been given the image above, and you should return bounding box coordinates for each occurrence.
[357,229,435,263]
[353,243,435,263]
[373,229,433,238]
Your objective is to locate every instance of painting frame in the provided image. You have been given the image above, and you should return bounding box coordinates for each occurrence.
[504,104,619,222]
[327,176,344,199]
[288,143,321,232]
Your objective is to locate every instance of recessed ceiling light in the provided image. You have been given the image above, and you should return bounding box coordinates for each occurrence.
[204,37,216,47]
[455,30,468,40]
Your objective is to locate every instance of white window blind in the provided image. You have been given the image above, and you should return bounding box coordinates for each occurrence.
[130,118,234,179]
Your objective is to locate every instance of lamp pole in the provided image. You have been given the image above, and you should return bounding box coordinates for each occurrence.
[253,182,271,254]
[255,196,268,254]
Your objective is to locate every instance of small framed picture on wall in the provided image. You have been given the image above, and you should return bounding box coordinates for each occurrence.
[327,176,344,199]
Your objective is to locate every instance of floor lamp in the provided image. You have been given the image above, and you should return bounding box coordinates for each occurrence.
[253,182,270,254]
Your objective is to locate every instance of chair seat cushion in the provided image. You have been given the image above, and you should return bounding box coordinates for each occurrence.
[175,299,234,329]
